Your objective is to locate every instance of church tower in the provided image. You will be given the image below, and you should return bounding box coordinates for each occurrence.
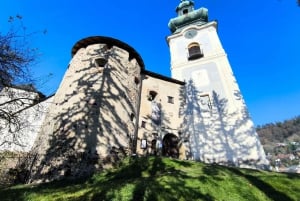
[167,0,268,168]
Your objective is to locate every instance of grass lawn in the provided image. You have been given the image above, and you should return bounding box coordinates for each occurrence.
[1,157,299,201]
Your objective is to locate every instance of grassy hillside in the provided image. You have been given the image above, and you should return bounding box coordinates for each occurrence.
[1,157,299,201]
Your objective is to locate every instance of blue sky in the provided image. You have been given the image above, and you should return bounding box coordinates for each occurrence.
[0,0,299,126]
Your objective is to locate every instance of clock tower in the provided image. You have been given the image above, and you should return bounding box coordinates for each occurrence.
[167,0,268,168]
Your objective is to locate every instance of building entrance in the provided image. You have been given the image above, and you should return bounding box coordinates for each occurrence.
[162,134,179,158]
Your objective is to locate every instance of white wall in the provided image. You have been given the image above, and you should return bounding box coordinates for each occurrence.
[0,87,53,152]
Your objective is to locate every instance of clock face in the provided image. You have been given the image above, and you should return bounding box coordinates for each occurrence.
[184,29,197,39]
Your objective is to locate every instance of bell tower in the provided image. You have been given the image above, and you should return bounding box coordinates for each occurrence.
[167,0,269,168]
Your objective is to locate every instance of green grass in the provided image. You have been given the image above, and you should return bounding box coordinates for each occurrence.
[1,157,299,201]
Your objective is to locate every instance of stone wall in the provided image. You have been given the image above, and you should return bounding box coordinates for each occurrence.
[136,72,186,158]
[27,37,144,183]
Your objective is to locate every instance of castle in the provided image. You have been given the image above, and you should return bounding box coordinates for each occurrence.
[0,1,268,182]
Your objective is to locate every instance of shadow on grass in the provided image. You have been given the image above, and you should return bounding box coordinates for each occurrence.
[228,167,294,201]
[0,175,92,201]
[2,157,297,201]
[286,172,300,180]
[90,157,215,201]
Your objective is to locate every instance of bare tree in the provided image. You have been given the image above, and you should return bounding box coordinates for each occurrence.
[0,15,38,88]
[0,15,45,145]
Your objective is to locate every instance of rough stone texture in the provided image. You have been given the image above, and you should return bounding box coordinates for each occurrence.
[28,39,142,182]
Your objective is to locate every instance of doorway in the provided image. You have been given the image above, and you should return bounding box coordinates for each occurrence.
[162,134,179,158]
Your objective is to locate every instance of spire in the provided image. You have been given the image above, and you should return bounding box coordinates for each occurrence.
[168,0,208,33]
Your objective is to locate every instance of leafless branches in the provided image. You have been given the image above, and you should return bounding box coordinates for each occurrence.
[0,15,46,148]
[0,15,39,89]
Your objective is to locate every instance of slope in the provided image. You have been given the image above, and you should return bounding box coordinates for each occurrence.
[1,157,299,201]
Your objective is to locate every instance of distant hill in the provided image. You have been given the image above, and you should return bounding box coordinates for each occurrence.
[256,116,300,168]
[0,157,299,201]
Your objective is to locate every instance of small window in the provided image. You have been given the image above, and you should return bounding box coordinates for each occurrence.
[141,121,146,128]
[134,77,140,85]
[183,9,189,14]
[94,57,107,67]
[199,94,212,111]
[148,90,157,101]
[168,96,174,104]
[130,113,135,122]
[188,43,203,60]
[73,124,77,129]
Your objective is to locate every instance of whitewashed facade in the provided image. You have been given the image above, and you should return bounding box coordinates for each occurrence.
[0,0,269,182]
[0,87,52,152]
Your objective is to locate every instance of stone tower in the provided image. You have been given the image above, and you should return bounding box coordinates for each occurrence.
[167,0,268,168]
[30,36,144,181]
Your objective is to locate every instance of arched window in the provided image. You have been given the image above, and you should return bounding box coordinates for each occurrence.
[188,42,203,60]
[183,9,189,14]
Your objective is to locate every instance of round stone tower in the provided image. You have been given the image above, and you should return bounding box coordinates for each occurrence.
[30,36,144,182]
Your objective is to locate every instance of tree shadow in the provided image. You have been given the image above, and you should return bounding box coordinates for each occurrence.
[90,157,215,201]
[16,41,143,183]
[227,167,294,201]
[179,79,268,169]
[137,76,179,158]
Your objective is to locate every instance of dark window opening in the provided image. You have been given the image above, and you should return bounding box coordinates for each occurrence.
[151,139,157,155]
[134,77,140,85]
[183,9,189,14]
[94,57,107,67]
[130,113,135,122]
[168,96,174,104]
[188,43,203,60]
[141,121,146,128]
[148,90,157,101]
